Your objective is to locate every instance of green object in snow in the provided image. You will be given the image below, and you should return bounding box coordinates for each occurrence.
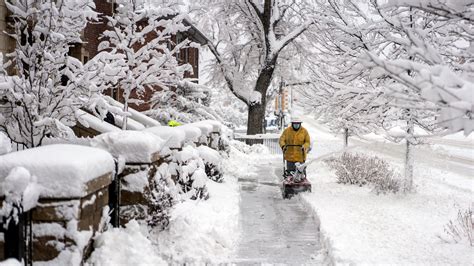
[168,120,182,127]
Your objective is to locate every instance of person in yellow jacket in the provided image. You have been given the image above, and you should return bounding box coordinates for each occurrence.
[279,116,311,171]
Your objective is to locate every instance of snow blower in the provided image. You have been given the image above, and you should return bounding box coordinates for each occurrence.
[282,145,312,199]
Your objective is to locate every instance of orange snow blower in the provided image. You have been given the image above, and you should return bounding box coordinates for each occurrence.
[282,145,312,199]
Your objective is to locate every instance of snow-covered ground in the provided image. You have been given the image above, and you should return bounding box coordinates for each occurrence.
[300,115,473,265]
[86,151,241,265]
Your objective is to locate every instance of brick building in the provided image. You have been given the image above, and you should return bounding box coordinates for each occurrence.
[74,0,209,111]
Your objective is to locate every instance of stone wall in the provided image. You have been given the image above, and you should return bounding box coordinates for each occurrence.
[0,173,112,263]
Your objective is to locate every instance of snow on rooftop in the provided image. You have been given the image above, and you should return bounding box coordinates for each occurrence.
[142,126,187,149]
[0,144,115,198]
[104,96,161,128]
[76,109,121,133]
[92,131,165,163]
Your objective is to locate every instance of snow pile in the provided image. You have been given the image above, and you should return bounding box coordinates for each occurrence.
[92,131,164,163]
[299,120,474,265]
[143,126,186,149]
[0,144,115,198]
[87,220,167,265]
[152,170,240,264]
[0,259,22,266]
[0,132,11,155]
[196,146,221,166]
[0,167,41,224]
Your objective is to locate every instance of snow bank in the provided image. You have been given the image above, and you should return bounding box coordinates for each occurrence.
[0,144,115,198]
[152,171,240,263]
[143,126,187,149]
[76,109,121,133]
[0,132,11,155]
[87,220,167,265]
[302,157,473,265]
[92,131,164,163]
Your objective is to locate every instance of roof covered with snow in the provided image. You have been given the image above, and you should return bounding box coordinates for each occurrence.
[0,144,115,198]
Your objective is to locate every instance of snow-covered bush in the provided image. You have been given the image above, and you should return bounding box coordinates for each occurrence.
[196,146,223,183]
[171,146,209,200]
[145,169,174,230]
[0,167,41,225]
[440,207,473,247]
[326,153,401,194]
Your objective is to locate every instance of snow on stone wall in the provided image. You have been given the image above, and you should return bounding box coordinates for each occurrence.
[0,144,115,198]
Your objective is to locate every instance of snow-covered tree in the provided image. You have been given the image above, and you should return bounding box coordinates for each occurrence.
[0,0,97,148]
[361,0,474,135]
[192,0,316,135]
[297,0,445,190]
[98,0,192,129]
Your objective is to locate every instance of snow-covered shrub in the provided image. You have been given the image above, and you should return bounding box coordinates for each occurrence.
[196,146,223,183]
[326,153,401,194]
[145,169,174,230]
[440,207,473,247]
[171,146,209,200]
[0,167,41,225]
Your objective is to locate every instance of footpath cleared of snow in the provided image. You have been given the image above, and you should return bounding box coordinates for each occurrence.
[300,116,473,265]
[232,144,323,264]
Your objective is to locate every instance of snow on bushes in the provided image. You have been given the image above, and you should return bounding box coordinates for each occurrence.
[0,167,41,225]
[325,152,402,194]
[439,207,474,247]
[170,145,209,200]
[196,146,224,183]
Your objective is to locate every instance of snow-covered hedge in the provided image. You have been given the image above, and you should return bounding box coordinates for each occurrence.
[325,153,402,194]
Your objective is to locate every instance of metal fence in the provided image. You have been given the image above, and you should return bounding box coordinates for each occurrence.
[234,133,282,154]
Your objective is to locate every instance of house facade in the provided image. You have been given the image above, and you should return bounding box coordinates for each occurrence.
[78,0,209,112]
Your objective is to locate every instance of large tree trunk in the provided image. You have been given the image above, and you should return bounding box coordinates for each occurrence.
[246,62,276,135]
[247,101,266,135]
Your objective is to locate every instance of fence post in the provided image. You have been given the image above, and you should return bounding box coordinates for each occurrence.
[108,161,121,227]
[3,205,25,262]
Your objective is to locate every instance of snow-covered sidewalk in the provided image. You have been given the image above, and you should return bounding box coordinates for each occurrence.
[301,117,473,265]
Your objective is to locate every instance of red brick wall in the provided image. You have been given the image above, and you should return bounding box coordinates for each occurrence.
[84,0,201,112]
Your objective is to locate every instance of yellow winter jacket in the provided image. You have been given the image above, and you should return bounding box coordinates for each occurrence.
[279,126,310,162]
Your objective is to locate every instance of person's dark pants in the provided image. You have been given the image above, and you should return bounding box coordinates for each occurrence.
[286,161,306,176]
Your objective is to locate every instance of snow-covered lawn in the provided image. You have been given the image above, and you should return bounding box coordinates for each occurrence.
[301,117,473,265]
